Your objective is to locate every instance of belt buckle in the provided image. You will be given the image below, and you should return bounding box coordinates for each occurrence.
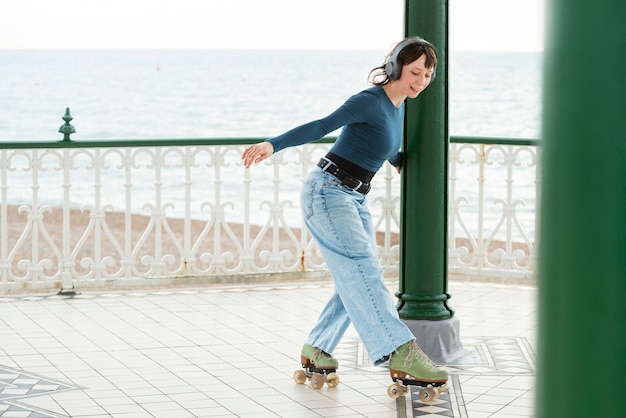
[342,177,363,191]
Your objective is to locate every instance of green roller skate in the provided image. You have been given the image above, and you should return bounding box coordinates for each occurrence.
[387,340,449,403]
[293,344,340,389]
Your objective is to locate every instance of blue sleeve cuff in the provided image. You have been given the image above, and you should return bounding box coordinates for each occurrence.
[388,152,402,167]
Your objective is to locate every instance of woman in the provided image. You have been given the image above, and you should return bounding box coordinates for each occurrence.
[242,37,448,386]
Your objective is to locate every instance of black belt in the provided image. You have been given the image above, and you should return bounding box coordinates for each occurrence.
[317,157,371,194]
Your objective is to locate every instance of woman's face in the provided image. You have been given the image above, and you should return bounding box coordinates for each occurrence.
[397,54,435,98]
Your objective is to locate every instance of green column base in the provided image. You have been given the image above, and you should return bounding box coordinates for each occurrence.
[396,291,454,320]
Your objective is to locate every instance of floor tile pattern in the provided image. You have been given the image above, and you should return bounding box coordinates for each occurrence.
[406,336,535,417]
[0,280,537,417]
[0,365,79,417]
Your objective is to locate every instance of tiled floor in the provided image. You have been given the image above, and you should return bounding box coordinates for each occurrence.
[0,279,536,418]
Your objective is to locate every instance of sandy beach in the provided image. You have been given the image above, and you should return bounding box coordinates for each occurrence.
[1,204,398,279]
[1,204,532,288]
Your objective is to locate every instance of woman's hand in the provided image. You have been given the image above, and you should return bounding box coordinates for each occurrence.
[242,141,274,168]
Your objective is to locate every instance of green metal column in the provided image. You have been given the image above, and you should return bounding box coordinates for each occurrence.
[397,0,453,320]
[537,0,626,417]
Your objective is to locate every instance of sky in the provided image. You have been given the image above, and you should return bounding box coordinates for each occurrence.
[0,0,544,51]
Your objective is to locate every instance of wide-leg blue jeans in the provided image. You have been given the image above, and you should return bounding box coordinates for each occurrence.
[301,168,415,365]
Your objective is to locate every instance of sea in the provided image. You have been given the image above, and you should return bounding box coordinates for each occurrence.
[0,49,542,139]
[0,49,542,235]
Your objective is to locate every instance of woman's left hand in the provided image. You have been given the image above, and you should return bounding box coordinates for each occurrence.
[242,141,274,168]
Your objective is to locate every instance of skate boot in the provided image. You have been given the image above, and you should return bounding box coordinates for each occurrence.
[389,340,448,382]
[387,340,449,402]
[293,344,340,389]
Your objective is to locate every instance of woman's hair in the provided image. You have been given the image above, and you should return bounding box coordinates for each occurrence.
[369,38,438,86]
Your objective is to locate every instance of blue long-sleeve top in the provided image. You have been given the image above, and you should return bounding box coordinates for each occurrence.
[268,86,403,172]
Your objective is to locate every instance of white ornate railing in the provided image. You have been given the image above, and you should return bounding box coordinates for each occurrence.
[0,142,399,291]
[448,140,540,280]
[0,138,538,292]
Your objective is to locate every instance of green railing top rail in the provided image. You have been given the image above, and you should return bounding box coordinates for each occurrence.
[0,108,540,149]
[450,136,540,146]
[0,137,292,149]
[0,135,540,149]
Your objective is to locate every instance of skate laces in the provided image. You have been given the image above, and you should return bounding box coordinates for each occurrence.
[312,348,328,364]
[404,340,437,370]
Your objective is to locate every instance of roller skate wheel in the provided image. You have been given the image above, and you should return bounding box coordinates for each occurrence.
[293,370,307,385]
[310,373,324,389]
[326,372,340,388]
[387,383,406,399]
[418,386,440,404]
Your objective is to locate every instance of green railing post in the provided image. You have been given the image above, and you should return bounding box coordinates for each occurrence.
[58,107,76,141]
[537,0,626,417]
[397,0,463,363]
